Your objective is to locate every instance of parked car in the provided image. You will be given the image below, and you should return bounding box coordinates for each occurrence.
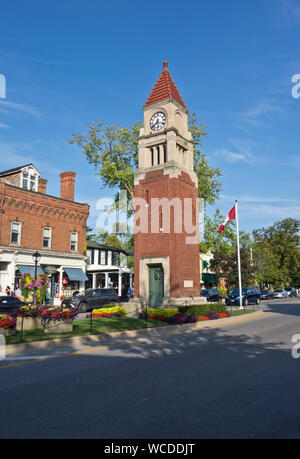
[0,296,27,313]
[225,287,261,306]
[273,289,288,299]
[260,289,274,300]
[200,289,222,303]
[61,288,119,313]
[286,287,297,297]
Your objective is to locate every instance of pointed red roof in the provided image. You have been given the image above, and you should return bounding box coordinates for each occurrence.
[144,61,187,111]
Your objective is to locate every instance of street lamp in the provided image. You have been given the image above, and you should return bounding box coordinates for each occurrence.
[32,251,41,306]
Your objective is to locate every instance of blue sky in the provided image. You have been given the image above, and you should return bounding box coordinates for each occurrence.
[0,0,299,236]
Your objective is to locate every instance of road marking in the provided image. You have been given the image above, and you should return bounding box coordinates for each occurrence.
[0,311,273,370]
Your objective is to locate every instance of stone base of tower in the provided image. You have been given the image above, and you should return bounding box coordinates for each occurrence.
[161,296,206,306]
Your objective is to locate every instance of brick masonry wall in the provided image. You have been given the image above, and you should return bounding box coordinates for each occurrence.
[134,169,200,299]
[0,182,89,255]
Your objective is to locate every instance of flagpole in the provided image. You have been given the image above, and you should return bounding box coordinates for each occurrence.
[235,200,243,309]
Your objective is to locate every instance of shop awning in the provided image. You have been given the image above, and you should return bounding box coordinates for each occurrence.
[64,268,88,282]
[17,265,44,277]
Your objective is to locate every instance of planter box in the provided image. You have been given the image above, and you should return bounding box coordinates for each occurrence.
[0,328,16,337]
[16,317,43,331]
[43,319,73,334]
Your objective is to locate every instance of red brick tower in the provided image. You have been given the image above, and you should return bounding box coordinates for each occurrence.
[134,62,203,307]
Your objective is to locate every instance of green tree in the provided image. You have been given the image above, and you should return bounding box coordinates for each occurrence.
[69,114,223,208]
[104,233,123,250]
[188,113,222,205]
[210,246,255,288]
[252,218,300,287]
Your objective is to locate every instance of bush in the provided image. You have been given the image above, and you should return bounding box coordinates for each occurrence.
[207,311,219,320]
[178,303,226,316]
[146,308,179,320]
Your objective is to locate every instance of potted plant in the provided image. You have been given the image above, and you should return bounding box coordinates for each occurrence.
[15,305,42,331]
[0,314,16,336]
[40,307,79,334]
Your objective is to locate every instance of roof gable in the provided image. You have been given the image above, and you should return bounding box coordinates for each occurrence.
[0,163,41,178]
[144,61,187,111]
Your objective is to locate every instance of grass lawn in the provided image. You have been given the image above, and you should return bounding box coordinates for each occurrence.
[5,308,258,345]
[5,317,166,345]
[229,308,258,316]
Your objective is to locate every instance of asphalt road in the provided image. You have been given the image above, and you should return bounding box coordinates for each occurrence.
[1,297,300,439]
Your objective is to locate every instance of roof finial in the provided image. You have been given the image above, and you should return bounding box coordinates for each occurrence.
[163,60,168,69]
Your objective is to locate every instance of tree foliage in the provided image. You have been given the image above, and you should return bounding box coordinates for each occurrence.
[252,218,300,288]
[69,114,222,207]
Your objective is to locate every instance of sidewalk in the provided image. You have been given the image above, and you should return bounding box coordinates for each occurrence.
[3,309,266,358]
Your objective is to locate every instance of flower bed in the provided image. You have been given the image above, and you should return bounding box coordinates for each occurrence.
[0,314,16,336]
[40,307,79,324]
[40,307,79,334]
[0,314,16,329]
[15,305,42,330]
[92,306,127,318]
[140,305,230,325]
[16,305,40,318]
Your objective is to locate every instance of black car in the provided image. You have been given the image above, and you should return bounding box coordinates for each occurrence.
[260,289,274,300]
[0,296,27,313]
[225,287,261,306]
[286,287,297,298]
[200,289,222,303]
[61,288,119,313]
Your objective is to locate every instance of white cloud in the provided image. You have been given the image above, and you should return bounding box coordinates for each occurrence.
[279,0,300,23]
[215,149,254,164]
[221,194,300,204]
[240,98,284,127]
[0,142,60,175]
[0,100,41,118]
[213,138,255,165]
[240,203,300,219]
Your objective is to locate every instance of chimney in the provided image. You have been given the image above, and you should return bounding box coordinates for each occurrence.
[60,171,76,201]
[38,178,48,194]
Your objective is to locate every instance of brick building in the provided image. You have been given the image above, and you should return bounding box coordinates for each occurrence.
[134,62,204,307]
[0,163,90,304]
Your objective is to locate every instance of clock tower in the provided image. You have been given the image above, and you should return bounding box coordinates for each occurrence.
[134,62,203,307]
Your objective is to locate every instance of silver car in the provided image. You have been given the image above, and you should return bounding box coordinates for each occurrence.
[273,289,288,298]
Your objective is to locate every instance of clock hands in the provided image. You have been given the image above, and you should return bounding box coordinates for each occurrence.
[152,119,159,130]
[150,112,165,131]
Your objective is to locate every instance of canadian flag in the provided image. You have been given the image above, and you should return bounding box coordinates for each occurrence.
[218,205,236,234]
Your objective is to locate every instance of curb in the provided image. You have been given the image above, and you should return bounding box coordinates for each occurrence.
[5,309,265,356]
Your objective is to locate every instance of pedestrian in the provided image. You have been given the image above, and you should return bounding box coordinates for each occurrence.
[5,286,12,296]
[121,284,129,302]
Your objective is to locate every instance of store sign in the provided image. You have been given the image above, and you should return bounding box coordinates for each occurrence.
[44,266,57,275]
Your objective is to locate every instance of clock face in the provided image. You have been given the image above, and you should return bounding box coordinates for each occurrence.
[150,112,166,131]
